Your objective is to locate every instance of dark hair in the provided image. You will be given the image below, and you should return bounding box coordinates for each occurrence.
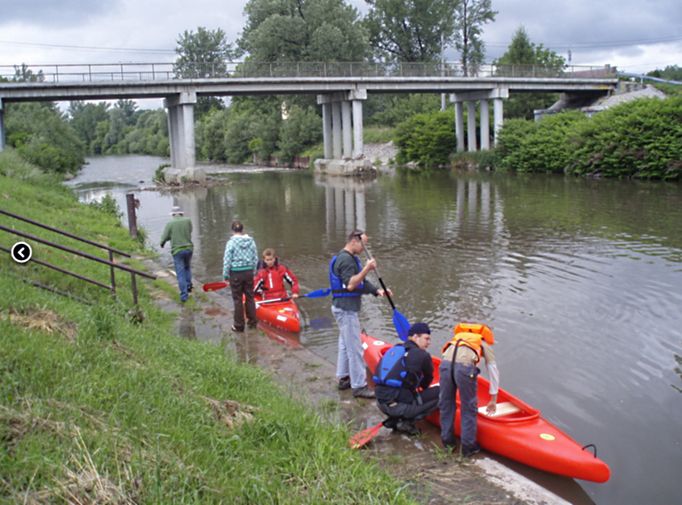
[347,229,364,242]
[231,220,244,233]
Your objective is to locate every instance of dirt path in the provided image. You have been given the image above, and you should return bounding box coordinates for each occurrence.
[148,263,575,504]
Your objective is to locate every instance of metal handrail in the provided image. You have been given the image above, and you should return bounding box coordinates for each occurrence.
[0,61,618,83]
[0,209,155,306]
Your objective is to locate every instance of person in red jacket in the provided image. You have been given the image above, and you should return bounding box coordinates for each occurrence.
[254,248,300,300]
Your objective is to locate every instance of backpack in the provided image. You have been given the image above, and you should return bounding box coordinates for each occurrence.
[373,344,408,388]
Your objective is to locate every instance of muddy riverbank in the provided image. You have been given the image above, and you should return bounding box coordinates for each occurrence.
[147,261,575,505]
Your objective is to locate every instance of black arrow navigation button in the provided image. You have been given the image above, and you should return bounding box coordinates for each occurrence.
[10,241,32,264]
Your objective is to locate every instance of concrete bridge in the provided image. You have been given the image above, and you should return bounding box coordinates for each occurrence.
[0,62,618,176]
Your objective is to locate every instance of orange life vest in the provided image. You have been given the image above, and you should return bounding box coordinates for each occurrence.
[441,322,495,363]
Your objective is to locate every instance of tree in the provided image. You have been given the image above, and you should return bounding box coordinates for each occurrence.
[494,27,566,119]
[5,102,85,174]
[239,0,368,62]
[68,101,110,153]
[175,27,235,117]
[364,0,457,62]
[494,27,565,73]
[453,0,496,76]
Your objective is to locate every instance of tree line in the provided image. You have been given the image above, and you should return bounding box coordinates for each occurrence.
[4,0,678,179]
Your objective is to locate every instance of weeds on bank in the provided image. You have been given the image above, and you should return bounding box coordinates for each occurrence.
[0,159,416,503]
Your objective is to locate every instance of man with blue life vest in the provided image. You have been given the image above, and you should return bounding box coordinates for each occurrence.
[330,229,388,399]
[439,322,499,457]
[374,322,440,436]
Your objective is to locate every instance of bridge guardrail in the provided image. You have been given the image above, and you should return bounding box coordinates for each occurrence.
[0,61,618,83]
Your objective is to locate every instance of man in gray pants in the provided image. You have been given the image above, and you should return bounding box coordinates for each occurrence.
[439,325,499,457]
[329,230,388,399]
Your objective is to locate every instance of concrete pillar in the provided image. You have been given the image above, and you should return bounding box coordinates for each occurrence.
[322,103,332,159]
[165,91,197,170]
[352,100,363,159]
[0,99,4,152]
[493,98,504,146]
[341,100,352,159]
[165,103,178,167]
[180,103,195,168]
[331,102,342,159]
[467,101,477,152]
[480,100,490,150]
[454,101,465,153]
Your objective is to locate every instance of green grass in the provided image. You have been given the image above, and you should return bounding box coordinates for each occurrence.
[364,127,396,144]
[0,153,414,504]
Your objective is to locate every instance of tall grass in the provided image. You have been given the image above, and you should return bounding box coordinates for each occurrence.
[0,159,414,504]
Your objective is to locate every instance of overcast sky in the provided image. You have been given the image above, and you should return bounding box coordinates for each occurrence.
[0,0,680,75]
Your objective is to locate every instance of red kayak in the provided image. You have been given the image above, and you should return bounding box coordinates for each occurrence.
[254,296,301,333]
[361,332,610,483]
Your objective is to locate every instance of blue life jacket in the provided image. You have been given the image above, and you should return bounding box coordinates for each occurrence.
[329,252,363,298]
[373,344,409,388]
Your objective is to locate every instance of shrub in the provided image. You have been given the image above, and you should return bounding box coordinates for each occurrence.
[395,111,455,168]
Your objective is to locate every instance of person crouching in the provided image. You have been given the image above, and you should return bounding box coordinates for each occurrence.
[374,322,440,436]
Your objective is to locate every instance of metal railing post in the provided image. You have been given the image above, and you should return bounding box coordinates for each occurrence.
[109,250,116,294]
[131,272,138,306]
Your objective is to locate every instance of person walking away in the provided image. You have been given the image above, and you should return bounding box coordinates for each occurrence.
[330,229,388,399]
[254,248,300,300]
[374,322,441,435]
[438,322,499,456]
[160,205,193,303]
[222,220,258,332]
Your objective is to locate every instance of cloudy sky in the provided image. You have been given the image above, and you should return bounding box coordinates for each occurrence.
[0,0,680,75]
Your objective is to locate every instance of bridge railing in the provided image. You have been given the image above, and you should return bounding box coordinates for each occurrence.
[0,61,617,83]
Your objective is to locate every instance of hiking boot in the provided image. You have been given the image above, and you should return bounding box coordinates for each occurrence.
[337,376,351,390]
[382,417,399,430]
[462,443,481,458]
[352,386,375,399]
[188,283,193,293]
[442,438,458,453]
[395,420,421,436]
[231,325,244,332]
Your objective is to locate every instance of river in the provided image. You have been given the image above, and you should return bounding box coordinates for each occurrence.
[68,154,682,505]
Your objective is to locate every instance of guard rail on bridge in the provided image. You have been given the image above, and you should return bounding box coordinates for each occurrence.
[0,61,617,83]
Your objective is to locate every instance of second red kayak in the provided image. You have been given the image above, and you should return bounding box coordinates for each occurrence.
[361,332,610,483]
[254,296,301,333]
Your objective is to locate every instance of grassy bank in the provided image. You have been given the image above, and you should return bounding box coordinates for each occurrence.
[0,150,413,504]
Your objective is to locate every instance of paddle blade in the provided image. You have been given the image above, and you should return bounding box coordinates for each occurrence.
[303,288,331,298]
[349,422,383,449]
[203,281,229,292]
[393,309,411,342]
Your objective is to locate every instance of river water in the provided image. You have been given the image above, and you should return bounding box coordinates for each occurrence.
[68,155,682,505]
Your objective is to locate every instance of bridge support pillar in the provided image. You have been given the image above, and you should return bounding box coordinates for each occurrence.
[480,100,490,150]
[322,103,333,159]
[352,99,364,159]
[452,87,509,152]
[467,102,477,152]
[341,101,352,159]
[164,92,204,184]
[493,98,504,146]
[316,90,372,175]
[331,101,342,159]
[454,102,465,152]
[0,99,4,152]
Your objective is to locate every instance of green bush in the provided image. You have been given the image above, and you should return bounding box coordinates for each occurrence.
[395,111,455,168]
[6,102,85,175]
[569,97,682,179]
[495,97,682,180]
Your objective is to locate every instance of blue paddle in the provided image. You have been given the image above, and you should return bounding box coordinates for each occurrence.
[362,244,411,341]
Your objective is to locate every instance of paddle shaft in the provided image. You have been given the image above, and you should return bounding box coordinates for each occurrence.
[362,244,396,311]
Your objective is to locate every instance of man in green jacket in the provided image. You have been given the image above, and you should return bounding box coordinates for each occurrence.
[160,205,193,303]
